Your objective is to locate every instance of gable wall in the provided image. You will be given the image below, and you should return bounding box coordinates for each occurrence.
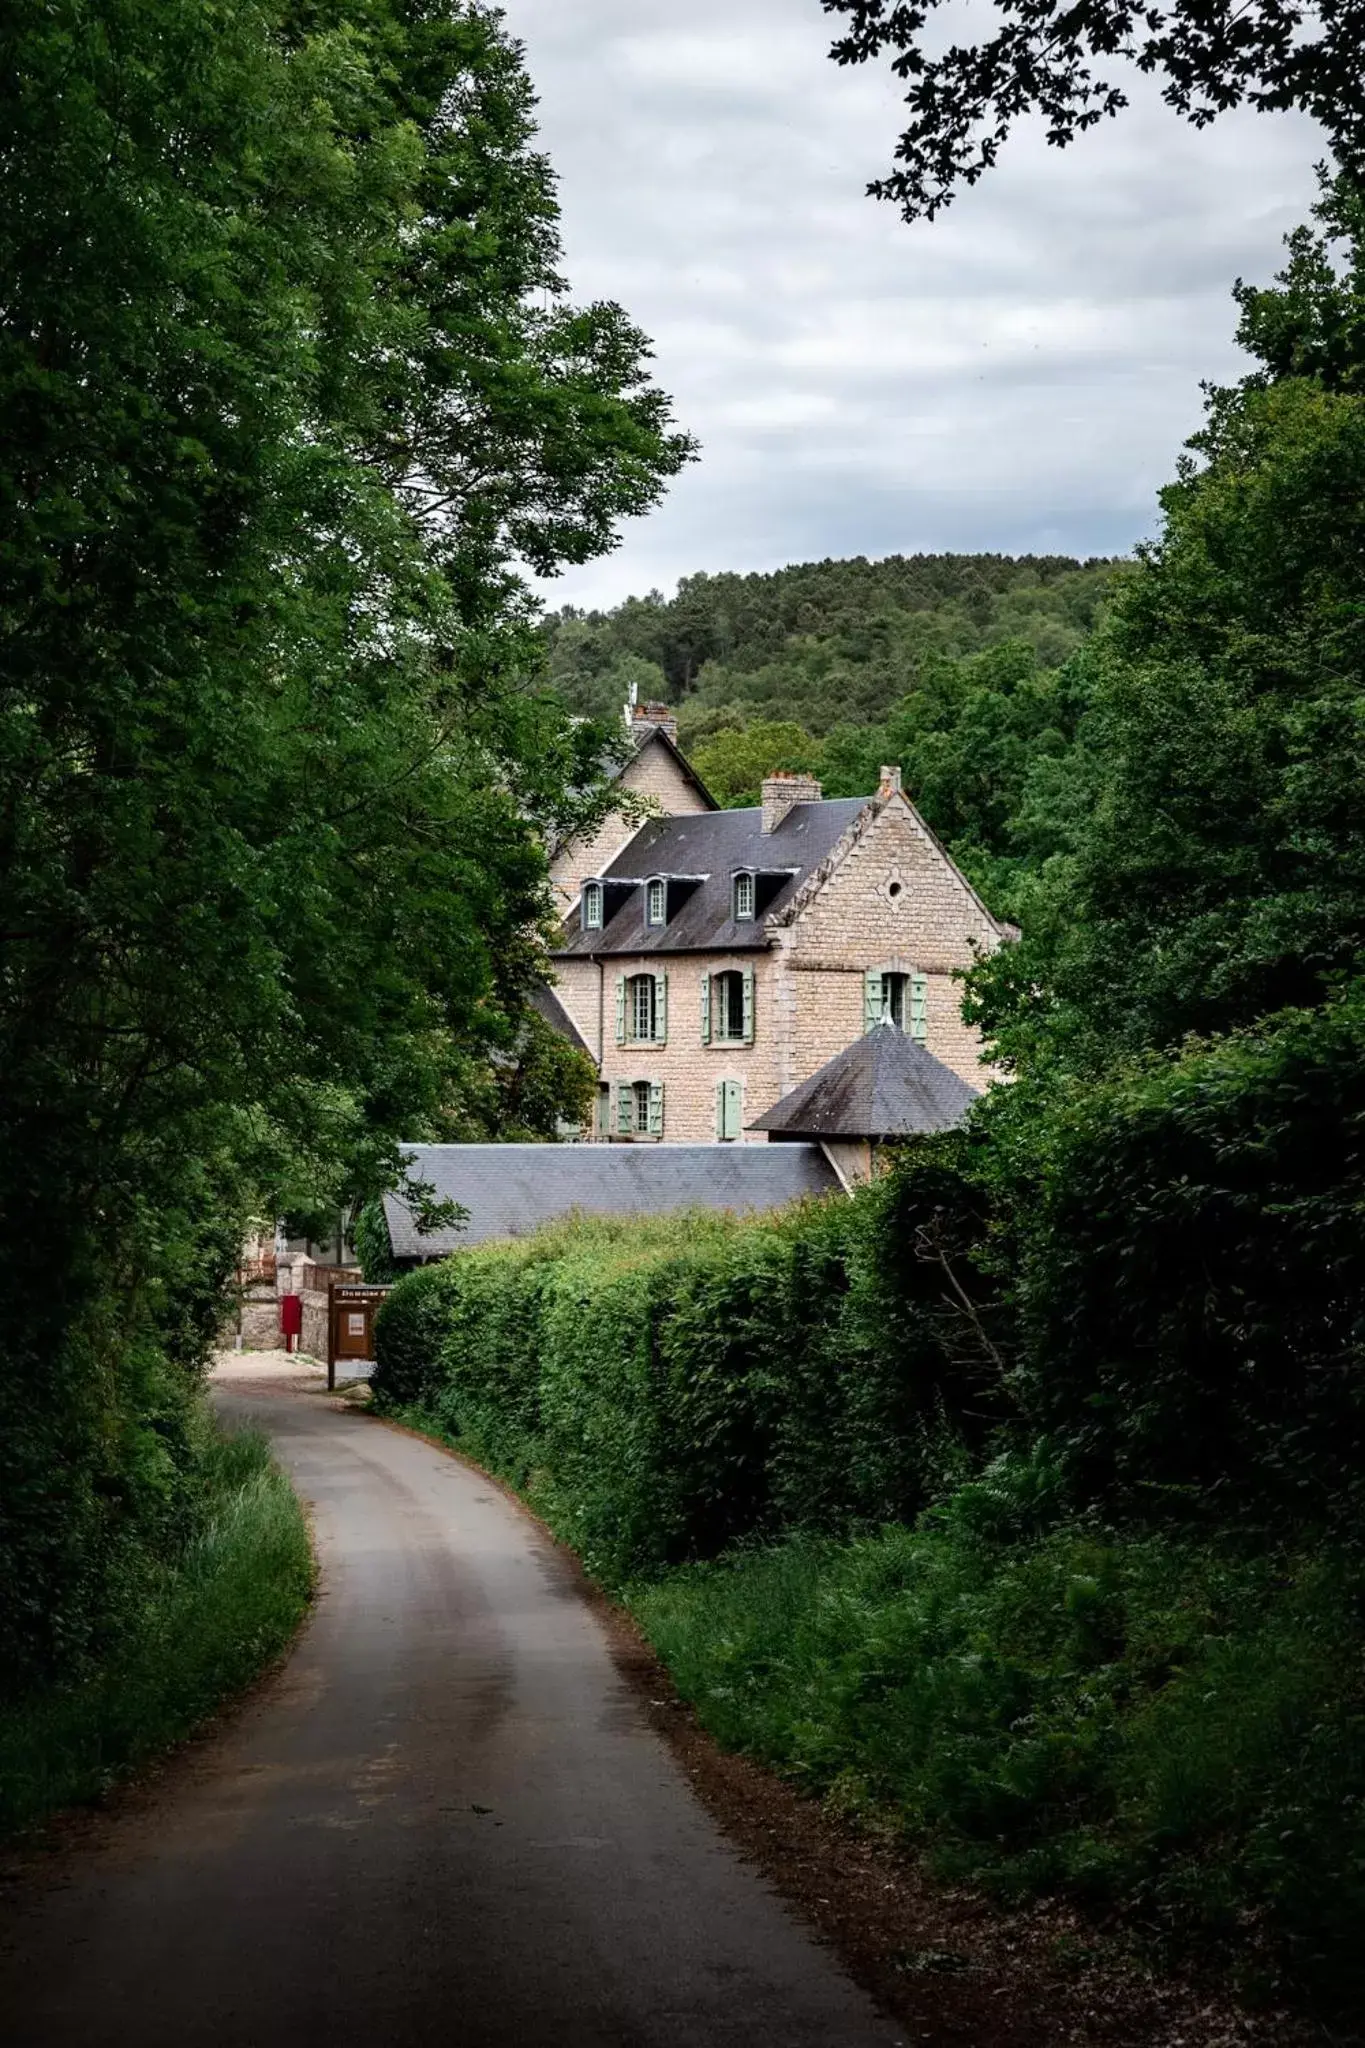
[548,739,709,915]
[777,797,1003,1090]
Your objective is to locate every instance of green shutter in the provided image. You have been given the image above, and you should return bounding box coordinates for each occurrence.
[910,971,928,1044]
[615,974,626,1045]
[864,968,884,1033]
[715,1080,725,1139]
[700,972,711,1044]
[648,1080,664,1136]
[654,971,668,1044]
[719,1078,741,1140]
[615,1082,632,1137]
[742,967,755,1045]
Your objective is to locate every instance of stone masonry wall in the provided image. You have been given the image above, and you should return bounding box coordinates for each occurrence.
[549,739,708,915]
[548,956,606,1063]
[775,795,1004,1091]
[591,950,786,1143]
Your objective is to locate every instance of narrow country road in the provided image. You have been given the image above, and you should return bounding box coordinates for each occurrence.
[0,1365,905,2048]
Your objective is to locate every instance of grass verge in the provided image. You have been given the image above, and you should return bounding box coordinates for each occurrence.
[630,1514,1365,2019]
[0,1425,313,1839]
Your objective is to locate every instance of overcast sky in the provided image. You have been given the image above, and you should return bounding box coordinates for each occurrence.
[499,0,1322,614]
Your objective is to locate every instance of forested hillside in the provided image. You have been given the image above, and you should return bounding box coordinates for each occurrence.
[543,555,1116,920]
[543,553,1116,732]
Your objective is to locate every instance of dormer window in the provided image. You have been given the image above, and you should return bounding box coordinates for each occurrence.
[733,871,755,921]
[646,877,667,927]
[582,882,604,931]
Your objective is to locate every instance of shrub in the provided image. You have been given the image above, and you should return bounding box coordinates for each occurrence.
[368,1151,1011,1583]
[1011,990,1365,1527]
[370,1263,460,1408]
[632,1517,1365,2013]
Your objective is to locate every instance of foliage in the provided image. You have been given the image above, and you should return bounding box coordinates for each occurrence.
[353,1199,400,1286]
[634,1519,1365,2012]
[0,1422,311,1839]
[372,1145,1006,1583]
[825,0,1365,222]
[971,174,1365,1072]
[369,1260,461,1401]
[434,1009,599,1141]
[1001,989,1365,1530]
[0,0,689,1689]
[543,553,1115,734]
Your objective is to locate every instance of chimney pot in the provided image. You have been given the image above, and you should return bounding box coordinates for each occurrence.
[761,769,823,833]
[630,701,678,746]
[878,763,903,799]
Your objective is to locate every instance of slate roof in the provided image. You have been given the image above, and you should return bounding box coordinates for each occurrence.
[526,979,593,1059]
[382,1142,841,1259]
[748,1021,981,1139]
[553,797,868,957]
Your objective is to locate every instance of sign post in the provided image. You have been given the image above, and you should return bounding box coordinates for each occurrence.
[327,1281,390,1392]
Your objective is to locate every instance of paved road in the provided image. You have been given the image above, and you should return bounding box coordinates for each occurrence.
[0,1368,904,2048]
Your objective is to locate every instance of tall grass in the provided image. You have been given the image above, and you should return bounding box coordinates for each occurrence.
[631,1493,1365,2012]
[0,1425,312,1838]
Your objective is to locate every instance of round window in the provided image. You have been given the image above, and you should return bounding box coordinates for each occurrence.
[887,880,903,899]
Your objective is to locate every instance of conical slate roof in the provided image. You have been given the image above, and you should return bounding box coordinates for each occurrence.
[749,1022,980,1140]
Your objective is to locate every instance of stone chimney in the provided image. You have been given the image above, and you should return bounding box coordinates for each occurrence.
[628,700,678,746]
[762,769,823,834]
[878,763,903,800]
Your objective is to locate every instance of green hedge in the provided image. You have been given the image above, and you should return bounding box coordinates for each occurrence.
[372,1143,1005,1582]
[1008,992,1365,1528]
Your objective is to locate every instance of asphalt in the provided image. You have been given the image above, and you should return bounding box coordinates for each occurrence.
[0,1366,906,2048]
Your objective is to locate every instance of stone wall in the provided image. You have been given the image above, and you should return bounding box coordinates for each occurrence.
[234,1283,281,1351]
[300,1289,329,1363]
[587,950,786,1143]
[778,794,1003,1091]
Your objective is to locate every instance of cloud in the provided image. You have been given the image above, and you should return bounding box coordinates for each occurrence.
[497,0,1323,611]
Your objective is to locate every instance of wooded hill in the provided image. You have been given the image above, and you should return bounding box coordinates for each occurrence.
[542,553,1118,734]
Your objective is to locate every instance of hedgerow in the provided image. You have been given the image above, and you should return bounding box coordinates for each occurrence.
[372,1143,1005,1580]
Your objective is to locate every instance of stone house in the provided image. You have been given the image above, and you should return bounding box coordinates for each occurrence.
[548,724,1009,1151]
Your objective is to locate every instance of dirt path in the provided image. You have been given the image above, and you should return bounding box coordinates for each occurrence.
[0,1366,905,2048]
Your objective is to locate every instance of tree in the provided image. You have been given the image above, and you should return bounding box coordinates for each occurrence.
[689,719,824,804]
[824,0,1365,221]
[0,0,690,1686]
[968,176,1365,1073]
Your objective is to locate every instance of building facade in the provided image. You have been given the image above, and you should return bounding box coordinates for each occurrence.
[549,740,1008,1146]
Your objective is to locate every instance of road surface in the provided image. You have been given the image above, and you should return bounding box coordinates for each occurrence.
[0,1364,904,2047]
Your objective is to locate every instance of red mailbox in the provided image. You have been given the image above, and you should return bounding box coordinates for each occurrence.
[279,1292,303,1352]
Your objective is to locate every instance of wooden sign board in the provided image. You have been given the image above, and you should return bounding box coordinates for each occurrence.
[327,1282,390,1390]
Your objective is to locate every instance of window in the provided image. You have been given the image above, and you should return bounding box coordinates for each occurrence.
[733,870,755,921]
[616,1079,664,1137]
[864,967,928,1042]
[716,1078,742,1141]
[582,882,603,930]
[616,971,667,1044]
[646,877,666,926]
[707,968,753,1045]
